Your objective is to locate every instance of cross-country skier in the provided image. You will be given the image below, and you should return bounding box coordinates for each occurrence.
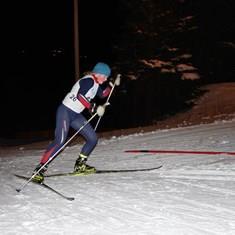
[32,62,114,183]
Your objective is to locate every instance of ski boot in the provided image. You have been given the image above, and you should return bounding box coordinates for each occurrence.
[32,163,48,183]
[73,154,96,175]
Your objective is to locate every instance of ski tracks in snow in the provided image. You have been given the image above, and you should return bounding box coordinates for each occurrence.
[1,119,235,234]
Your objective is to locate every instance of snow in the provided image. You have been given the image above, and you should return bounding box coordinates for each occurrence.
[1,120,235,234]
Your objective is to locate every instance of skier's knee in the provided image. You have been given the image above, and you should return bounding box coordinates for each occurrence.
[89,133,98,147]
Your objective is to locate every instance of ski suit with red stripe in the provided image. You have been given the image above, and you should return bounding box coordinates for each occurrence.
[40,74,111,164]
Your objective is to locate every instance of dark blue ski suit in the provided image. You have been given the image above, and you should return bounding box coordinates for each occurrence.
[40,74,111,164]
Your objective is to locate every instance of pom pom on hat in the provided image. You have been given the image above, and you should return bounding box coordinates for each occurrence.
[92,62,111,77]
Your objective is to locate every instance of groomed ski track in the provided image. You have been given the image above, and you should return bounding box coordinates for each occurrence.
[1,119,235,234]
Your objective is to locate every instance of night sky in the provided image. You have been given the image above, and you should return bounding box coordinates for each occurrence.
[2,1,118,138]
[1,1,234,141]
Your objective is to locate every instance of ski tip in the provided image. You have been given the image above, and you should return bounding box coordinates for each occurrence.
[68,197,75,201]
[16,188,21,193]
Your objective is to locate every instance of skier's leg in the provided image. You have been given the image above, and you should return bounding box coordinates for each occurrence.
[71,114,97,173]
[33,105,70,182]
[71,114,98,156]
[40,105,70,164]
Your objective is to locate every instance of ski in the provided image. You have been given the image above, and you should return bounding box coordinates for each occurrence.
[14,174,75,201]
[125,149,235,156]
[45,165,163,178]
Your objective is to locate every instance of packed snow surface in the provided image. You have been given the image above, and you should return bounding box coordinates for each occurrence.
[1,120,235,234]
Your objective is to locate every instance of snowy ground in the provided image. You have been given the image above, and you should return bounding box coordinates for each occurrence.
[1,119,235,235]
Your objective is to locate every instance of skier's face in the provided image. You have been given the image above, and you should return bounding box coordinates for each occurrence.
[96,74,108,84]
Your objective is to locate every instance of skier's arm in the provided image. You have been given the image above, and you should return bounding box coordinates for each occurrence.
[78,94,91,109]
[77,78,94,109]
[97,85,111,99]
[97,76,121,99]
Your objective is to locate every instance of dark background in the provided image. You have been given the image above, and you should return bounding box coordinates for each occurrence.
[1,0,235,141]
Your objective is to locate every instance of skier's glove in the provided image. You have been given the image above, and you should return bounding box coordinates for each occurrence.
[109,74,121,87]
[96,105,105,117]
[114,74,121,86]
[96,103,110,117]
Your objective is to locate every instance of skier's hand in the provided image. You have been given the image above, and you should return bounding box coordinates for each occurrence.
[114,74,121,86]
[109,74,121,87]
[96,105,106,117]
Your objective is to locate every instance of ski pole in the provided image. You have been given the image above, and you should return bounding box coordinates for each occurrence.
[16,112,98,193]
[95,74,121,131]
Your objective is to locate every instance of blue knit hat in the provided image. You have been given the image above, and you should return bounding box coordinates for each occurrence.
[92,62,111,77]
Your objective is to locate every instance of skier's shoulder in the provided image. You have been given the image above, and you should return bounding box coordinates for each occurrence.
[79,75,95,89]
